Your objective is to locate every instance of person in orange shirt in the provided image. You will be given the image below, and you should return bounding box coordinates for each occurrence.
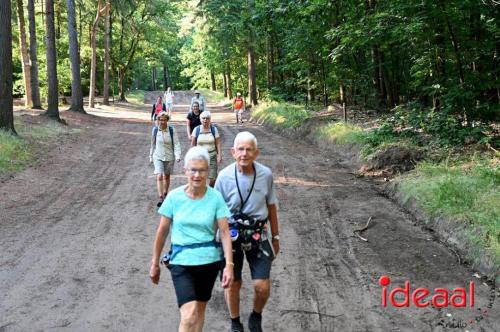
[232,92,246,124]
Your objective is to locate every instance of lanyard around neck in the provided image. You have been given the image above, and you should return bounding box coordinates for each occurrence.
[235,163,256,213]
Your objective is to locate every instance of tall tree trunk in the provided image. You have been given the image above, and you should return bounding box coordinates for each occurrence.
[44,0,61,120]
[152,67,156,91]
[16,0,32,108]
[78,3,81,54]
[210,71,216,91]
[247,36,258,106]
[0,0,15,133]
[102,0,110,105]
[117,68,127,102]
[163,64,168,89]
[55,0,61,39]
[66,0,84,113]
[222,72,227,98]
[266,33,274,89]
[27,0,41,108]
[89,0,104,108]
[225,64,233,99]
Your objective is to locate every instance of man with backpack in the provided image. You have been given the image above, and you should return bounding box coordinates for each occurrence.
[191,111,222,187]
[150,112,182,207]
[232,92,245,124]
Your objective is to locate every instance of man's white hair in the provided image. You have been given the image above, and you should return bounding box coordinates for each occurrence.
[184,146,210,167]
[233,131,258,148]
[200,110,211,118]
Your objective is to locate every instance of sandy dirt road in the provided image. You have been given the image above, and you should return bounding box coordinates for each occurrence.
[0,101,498,332]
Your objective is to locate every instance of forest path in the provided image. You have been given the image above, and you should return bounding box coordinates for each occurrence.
[0,100,498,331]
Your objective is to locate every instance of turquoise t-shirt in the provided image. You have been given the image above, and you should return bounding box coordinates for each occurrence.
[158,185,230,265]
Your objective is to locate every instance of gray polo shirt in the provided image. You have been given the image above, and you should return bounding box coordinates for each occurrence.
[215,161,278,220]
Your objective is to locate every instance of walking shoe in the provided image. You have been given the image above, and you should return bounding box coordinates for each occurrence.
[156,197,164,207]
[231,320,244,332]
[248,312,262,332]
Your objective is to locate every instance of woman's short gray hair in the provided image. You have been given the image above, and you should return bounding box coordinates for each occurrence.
[200,111,211,119]
[233,131,258,148]
[184,146,210,167]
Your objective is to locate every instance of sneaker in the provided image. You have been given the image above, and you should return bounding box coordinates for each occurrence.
[156,197,164,207]
[231,320,244,332]
[248,313,262,332]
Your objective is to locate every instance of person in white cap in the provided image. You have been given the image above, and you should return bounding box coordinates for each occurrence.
[232,92,246,124]
[191,90,206,112]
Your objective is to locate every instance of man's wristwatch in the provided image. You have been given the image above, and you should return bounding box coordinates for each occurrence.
[272,235,280,241]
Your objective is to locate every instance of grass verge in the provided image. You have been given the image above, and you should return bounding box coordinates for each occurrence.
[125,90,145,104]
[398,160,500,265]
[253,101,499,269]
[252,102,310,129]
[198,89,227,104]
[0,118,72,174]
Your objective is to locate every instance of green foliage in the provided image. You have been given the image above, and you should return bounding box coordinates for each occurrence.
[399,161,500,262]
[252,102,310,129]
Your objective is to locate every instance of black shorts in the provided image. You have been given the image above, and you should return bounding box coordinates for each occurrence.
[169,261,221,307]
[233,240,273,281]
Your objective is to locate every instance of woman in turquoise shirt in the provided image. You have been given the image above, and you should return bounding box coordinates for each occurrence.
[150,146,234,332]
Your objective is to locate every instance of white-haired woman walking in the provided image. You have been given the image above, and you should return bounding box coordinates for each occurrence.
[190,111,222,187]
[150,146,234,332]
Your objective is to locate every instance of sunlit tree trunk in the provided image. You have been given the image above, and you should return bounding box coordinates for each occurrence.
[210,71,216,91]
[44,0,61,120]
[16,0,32,108]
[66,0,84,113]
[102,0,111,105]
[222,72,227,98]
[89,0,104,108]
[247,36,257,106]
[27,0,41,108]
[0,0,15,133]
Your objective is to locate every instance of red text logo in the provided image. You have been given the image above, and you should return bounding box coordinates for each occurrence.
[379,275,474,308]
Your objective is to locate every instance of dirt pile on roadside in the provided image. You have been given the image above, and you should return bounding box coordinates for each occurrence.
[358,144,424,177]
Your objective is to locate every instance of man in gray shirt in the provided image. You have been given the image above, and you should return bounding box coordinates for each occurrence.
[190,90,205,112]
[215,131,280,332]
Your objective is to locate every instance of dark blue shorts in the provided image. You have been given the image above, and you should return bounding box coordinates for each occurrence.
[233,240,273,281]
[169,261,221,307]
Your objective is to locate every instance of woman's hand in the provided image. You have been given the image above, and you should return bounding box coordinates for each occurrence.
[217,154,222,164]
[221,265,234,289]
[150,264,160,284]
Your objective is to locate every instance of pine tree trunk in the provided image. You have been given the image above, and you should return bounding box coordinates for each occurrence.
[222,72,227,98]
[247,41,257,106]
[16,0,32,108]
[163,64,168,89]
[210,71,216,91]
[44,0,61,121]
[66,0,84,113]
[225,65,233,99]
[118,68,127,102]
[27,0,42,108]
[0,0,16,133]
[102,0,110,105]
[89,0,103,108]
